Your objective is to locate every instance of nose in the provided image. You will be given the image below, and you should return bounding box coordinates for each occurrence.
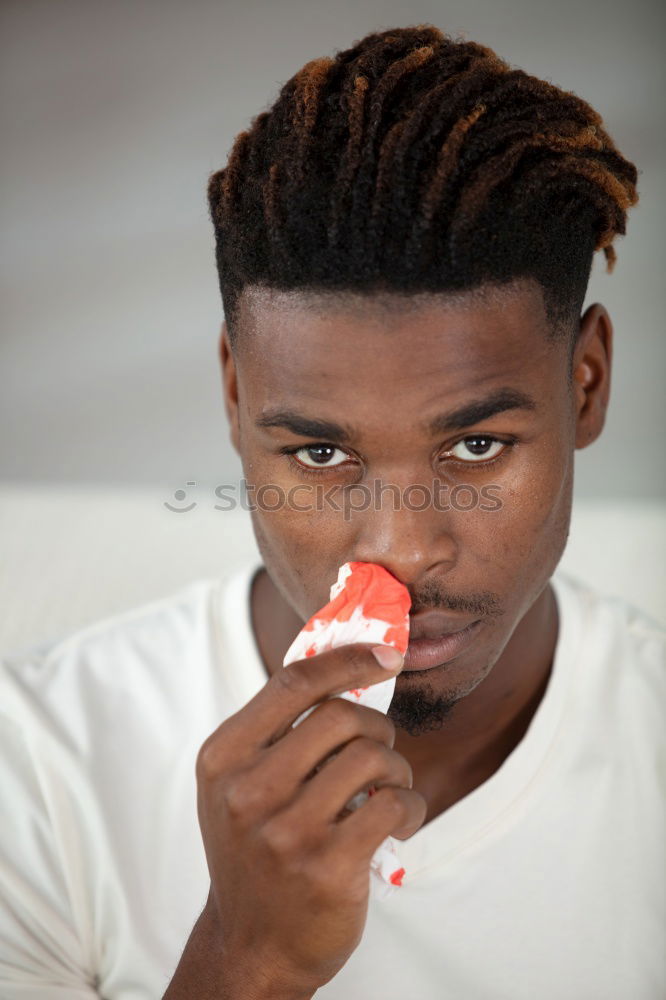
[349,479,458,587]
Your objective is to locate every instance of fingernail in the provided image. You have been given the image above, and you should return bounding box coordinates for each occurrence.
[371,645,404,671]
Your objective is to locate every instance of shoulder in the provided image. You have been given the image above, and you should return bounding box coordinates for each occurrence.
[552,569,665,730]
[0,576,224,753]
[0,581,230,990]
[553,569,664,652]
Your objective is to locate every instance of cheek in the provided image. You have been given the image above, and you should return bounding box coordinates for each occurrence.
[248,496,352,619]
[466,436,574,580]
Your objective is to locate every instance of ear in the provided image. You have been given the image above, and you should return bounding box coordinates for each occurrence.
[572,303,613,450]
[219,322,240,454]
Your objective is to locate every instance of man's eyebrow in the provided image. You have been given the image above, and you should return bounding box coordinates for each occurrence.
[256,409,352,444]
[256,389,537,444]
[427,388,538,433]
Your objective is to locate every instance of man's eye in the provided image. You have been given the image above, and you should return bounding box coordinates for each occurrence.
[292,444,350,469]
[448,436,507,463]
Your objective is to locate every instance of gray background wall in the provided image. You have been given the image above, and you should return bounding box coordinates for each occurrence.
[1,0,664,502]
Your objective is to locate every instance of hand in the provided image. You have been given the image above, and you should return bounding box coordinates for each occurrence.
[191,644,426,997]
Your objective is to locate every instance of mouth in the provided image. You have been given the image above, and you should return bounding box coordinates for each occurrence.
[402,619,482,671]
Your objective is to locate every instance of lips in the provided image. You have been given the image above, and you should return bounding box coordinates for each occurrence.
[403,614,482,671]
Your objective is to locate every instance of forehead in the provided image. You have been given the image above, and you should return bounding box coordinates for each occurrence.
[234,280,562,413]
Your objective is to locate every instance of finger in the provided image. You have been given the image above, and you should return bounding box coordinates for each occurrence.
[263,696,394,781]
[219,643,403,751]
[202,701,396,825]
[335,786,427,858]
[289,738,413,826]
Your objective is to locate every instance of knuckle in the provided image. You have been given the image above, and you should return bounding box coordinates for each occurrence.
[378,785,410,821]
[274,662,311,696]
[222,775,257,819]
[195,739,221,783]
[341,644,371,682]
[195,717,239,783]
[317,696,358,734]
[261,816,300,858]
[348,736,388,771]
[388,749,413,788]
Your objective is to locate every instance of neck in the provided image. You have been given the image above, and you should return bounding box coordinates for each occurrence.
[250,566,559,820]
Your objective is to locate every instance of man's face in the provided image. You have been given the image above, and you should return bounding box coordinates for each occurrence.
[222,280,598,734]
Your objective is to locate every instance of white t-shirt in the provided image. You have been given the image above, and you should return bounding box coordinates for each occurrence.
[0,563,664,1000]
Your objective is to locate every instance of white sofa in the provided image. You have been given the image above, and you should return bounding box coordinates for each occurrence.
[0,484,663,657]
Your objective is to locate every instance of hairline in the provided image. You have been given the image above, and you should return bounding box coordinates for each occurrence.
[229,277,575,344]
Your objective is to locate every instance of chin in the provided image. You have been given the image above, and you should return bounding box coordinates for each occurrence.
[388,683,461,736]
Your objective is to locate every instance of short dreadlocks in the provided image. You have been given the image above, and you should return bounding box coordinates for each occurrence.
[208,24,638,348]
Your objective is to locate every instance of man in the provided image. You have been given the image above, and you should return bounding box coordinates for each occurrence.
[1,23,663,1000]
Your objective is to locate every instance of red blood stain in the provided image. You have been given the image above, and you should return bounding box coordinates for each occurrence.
[299,564,411,646]
[389,867,405,886]
[382,623,409,654]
